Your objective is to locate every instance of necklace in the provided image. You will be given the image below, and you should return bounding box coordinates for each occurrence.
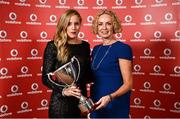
[92,45,112,70]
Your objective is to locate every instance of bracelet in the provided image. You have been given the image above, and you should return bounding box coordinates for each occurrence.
[108,94,113,102]
[62,87,66,97]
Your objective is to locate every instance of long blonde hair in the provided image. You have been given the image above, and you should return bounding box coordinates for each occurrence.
[54,9,82,63]
[92,9,122,34]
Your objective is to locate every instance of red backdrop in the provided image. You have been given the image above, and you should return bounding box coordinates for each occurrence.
[0,0,179,118]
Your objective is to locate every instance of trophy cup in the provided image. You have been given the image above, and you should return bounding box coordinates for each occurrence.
[47,56,95,114]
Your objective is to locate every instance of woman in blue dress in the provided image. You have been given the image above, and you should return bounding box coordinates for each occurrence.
[90,9,133,118]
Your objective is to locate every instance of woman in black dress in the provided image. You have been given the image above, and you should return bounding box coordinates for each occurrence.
[42,9,91,118]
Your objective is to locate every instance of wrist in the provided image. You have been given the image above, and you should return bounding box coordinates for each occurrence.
[108,94,113,102]
[62,87,66,97]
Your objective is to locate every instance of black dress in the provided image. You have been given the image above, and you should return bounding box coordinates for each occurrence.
[42,40,91,118]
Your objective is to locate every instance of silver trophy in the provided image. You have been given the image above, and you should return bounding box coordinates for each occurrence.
[47,56,95,114]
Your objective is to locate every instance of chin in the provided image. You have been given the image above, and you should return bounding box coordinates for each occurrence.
[99,35,111,39]
[69,36,77,39]
[101,36,110,39]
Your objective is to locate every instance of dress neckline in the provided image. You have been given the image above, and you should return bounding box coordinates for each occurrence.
[101,41,119,47]
[67,40,84,46]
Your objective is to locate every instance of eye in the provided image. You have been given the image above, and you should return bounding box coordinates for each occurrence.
[98,22,103,26]
[75,22,80,25]
[107,22,112,25]
[68,22,72,26]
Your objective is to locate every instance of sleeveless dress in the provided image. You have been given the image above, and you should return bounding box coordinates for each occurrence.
[91,41,133,118]
[42,40,91,118]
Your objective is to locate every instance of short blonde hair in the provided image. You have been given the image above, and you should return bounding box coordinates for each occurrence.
[92,9,122,34]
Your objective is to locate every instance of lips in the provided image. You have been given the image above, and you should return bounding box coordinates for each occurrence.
[100,30,109,34]
[70,32,77,34]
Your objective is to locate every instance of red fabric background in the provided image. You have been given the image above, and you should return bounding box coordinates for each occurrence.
[0,0,179,118]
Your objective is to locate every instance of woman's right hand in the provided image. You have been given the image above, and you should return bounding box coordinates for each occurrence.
[62,85,81,99]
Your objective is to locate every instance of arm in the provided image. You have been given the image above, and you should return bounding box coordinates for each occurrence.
[42,42,64,92]
[111,59,133,99]
[95,59,133,110]
[42,42,81,98]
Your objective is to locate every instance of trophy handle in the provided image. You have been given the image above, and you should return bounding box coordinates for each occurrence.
[71,56,80,83]
[47,72,67,87]
[46,56,80,88]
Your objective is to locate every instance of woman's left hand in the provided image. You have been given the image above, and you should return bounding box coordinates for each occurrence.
[94,95,111,110]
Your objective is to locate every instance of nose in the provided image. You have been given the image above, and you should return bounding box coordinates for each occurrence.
[102,24,107,29]
[72,24,76,29]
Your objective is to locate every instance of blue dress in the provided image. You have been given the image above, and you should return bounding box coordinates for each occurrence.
[91,41,133,118]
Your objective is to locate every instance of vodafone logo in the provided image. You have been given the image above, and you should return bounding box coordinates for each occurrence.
[153,99,161,107]
[31,83,38,91]
[134,98,141,105]
[20,31,28,39]
[41,99,48,107]
[0,105,8,113]
[153,65,161,73]
[11,85,19,93]
[0,67,8,76]
[41,66,43,72]
[78,32,85,39]
[21,66,28,74]
[144,81,151,89]
[164,13,173,21]
[125,15,132,22]
[87,16,94,23]
[174,102,180,110]
[96,0,103,6]
[134,64,141,72]
[10,49,18,57]
[135,0,143,5]
[134,31,141,39]
[154,31,162,39]
[144,115,151,119]
[39,0,47,4]
[59,0,66,5]
[50,15,57,22]
[144,48,151,56]
[163,48,171,56]
[144,14,152,22]
[115,33,122,39]
[174,66,180,74]
[21,101,28,110]
[9,12,17,21]
[19,0,26,2]
[31,49,38,57]
[175,30,180,39]
[30,14,38,22]
[77,0,84,6]
[115,0,123,5]
[40,31,47,39]
[155,0,163,4]
[0,30,7,39]
[163,83,171,91]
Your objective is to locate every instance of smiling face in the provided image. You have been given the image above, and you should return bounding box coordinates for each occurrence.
[66,15,81,39]
[97,14,114,39]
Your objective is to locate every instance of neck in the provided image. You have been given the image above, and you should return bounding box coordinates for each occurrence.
[68,38,81,44]
[102,36,115,45]
[103,38,115,45]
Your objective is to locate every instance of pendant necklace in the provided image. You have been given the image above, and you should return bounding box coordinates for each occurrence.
[92,45,112,70]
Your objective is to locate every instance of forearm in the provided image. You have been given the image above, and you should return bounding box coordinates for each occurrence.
[110,81,132,100]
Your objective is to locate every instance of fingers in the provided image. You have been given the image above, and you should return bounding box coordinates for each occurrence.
[95,95,111,110]
[63,85,81,98]
[95,99,101,105]
[95,100,103,110]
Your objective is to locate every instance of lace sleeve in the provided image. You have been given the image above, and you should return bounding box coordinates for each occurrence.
[42,41,63,92]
